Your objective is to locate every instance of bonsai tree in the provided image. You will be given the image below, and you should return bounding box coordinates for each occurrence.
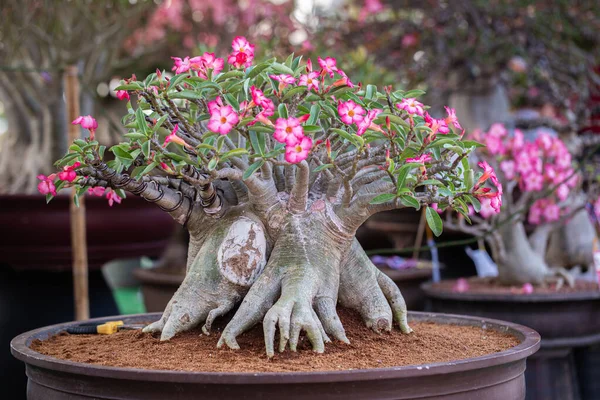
[42,38,499,356]
[445,123,588,287]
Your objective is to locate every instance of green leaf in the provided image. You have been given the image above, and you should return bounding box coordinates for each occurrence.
[225,93,240,111]
[141,141,151,158]
[111,146,133,160]
[55,152,80,167]
[168,73,189,89]
[399,195,421,209]
[465,194,481,212]
[221,148,249,161]
[307,104,320,125]
[282,86,307,101]
[207,157,218,171]
[313,163,333,172]
[271,62,294,75]
[243,160,264,180]
[114,82,143,91]
[370,193,396,205]
[426,206,443,237]
[138,161,158,177]
[169,90,203,100]
[246,59,274,79]
[278,103,288,119]
[215,70,245,82]
[464,169,474,192]
[98,145,106,159]
[249,125,274,134]
[401,89,426,99]
[331,128,364,149]
[365,84,377,100]
[69,144,82,153]
[395,163,419,191]
[249,131,265,155]
[460,140,485,148]
[374,112,409,129]
[302,125,322,133]
[124,132,147,140]
[135,108,148,135]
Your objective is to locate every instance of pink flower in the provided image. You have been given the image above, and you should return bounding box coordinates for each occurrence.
[397,98,425,116]
[488,123,508,138]
[444,106,462,130]
[479,197,498,218]
[285,136,313,163]
[88,187,105,196]
[72,115,98,139]
[208,97,224,113]
[431,203,444,214]
[58,162,81,183]
[196,52,224,78]
[37,174,57,196]
[116,90,130,101]
[227,36,255,68]
[452,278,469,293]
[511,130,525,152]
[484,135,506,156]
[250,86,272,109]
[406,154,432,164]
[298,71,320,92]
[536,133,553,151]
[475,161,495,189]
[543,203,561,222]
[274,117,304,146]
[401,33,418,48]
[523,172,544,192]
[556,184,570,201]
[171,56,192,74]
[207,105,239,135]
[356,109,383,136]
[338,100,365,125]
[522,283,534,294]
[270,74,296,91]
[106,189,122,207]
[318,56,338,78]
[163,124,187,147]
[499,160,515,180]
[332,70,355,88]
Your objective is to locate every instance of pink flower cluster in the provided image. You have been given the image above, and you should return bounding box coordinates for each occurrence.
[475,123,577,224]
[227,36,255,68]
[88,186,122,207]
[273,117,312,163]
[337,100,382,136]
[472,161,503,217]
[207,100,239,135]
[397,101,462,136]
[298,56,355,94]
[171,52,224,78]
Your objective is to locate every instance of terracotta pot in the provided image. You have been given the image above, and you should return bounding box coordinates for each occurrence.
[379,267,432,311]
[422,283,600,400]
[0,194,176,271]
[132,268,183,312]
[12,311,539,400]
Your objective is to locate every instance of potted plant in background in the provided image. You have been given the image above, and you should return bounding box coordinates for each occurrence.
[11,41,541,399]
[422,123,600,400]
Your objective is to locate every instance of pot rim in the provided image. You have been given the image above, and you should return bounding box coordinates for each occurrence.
[11,311,540,385]
[421,281,600,302]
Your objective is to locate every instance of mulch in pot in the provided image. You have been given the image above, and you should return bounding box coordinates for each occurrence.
[30,308,518,373]
[430,278,599,295]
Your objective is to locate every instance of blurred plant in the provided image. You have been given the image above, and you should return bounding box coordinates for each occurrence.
[41,39,497,355]
[444,123,593,287]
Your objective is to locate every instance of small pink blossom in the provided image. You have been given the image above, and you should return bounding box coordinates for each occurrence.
[106,189,122,207]
[356,109,383,136]
[37,174,57,196]
[227,36,255,68]
[58,162,81,183]
[338,100,365,125]
[444,106,462,130]
[556,184,570,201]
[299,71,320,92]
[270,74,296,91]
[208,97,224,113]
[397,98,425,116]
[274,117,304,146]
[332,70,355,88]
[452,278,469,293]
[522,283,534,294]
[318,56,338,78]
[88,187,105,197]
[196,52,224,78]
[250,86,272,109]
[72,115,98,139]
[171,56,192,74]
[163,124,186,147]
[406,154,432,164]
[478,197,498,218]
[285,136,313,163]
[207,105,239,135]
[115,90,130,101]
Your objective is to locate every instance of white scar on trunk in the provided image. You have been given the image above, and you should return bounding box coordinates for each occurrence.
[218,216,267,287]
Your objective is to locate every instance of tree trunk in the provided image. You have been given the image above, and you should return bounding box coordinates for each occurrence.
[496,221,550,285]
[546,207,596,269]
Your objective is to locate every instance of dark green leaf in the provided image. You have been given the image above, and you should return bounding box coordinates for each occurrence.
[426,206,443,237]
[243,160,264,180]
[370,193,397,205]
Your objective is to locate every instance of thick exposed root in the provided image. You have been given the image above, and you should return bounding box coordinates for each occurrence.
[339,239,412,334]
[218,214,350,357]
[143,208,269,340]
[544,267,576,291]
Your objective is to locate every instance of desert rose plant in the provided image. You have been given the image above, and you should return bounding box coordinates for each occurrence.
[43,38,499,356]
[444,123,587,287]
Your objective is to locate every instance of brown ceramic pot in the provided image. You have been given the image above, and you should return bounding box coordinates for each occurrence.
[422,282,600,400]
[11,311,540,400]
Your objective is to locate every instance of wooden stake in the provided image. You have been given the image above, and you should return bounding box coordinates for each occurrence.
[65,65,90,321]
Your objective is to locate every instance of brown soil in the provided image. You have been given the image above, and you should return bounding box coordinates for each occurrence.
[31,308,518,373]
[431,278,599,295]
